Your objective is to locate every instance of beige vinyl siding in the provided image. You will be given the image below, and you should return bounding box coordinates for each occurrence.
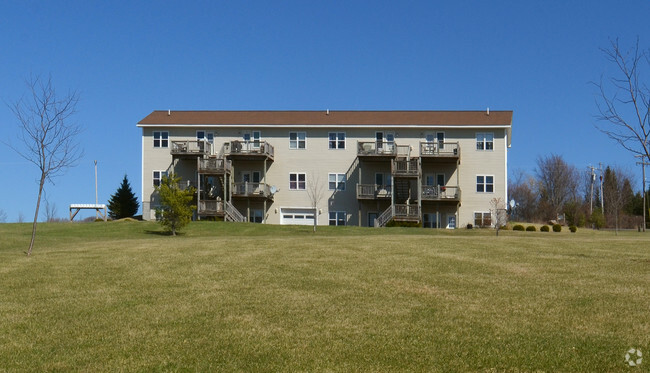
[140,122,509,226]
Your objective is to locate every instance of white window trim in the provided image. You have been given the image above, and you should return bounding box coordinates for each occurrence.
[153,131,169,148]
[329,211,346,226]
[197,130,214,144]
[328,173,346,191]
[289,172,306,191]
[476,132,494,151]
[289,131,306,150]
[476,174,495,193]
[153,170,167,187]
[328,132,346,150]
[474,211,492,228]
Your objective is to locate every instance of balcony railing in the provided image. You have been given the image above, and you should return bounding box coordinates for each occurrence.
[375,204,421,227]
[224,140,274,159]
[357,141,397,156]
[178,180,197,191]
[391,159,420,176]
[421,185,461,201]
[198,158,231,174]
[419,142,460,158]
[393,204,420,220]
[197,200,246,222]
[171,140,212,156]
[357,184,392,199]
[198,200,224,215]
[232,182,273,199]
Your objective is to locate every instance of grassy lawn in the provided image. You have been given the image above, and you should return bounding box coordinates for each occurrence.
[0,222,649,372]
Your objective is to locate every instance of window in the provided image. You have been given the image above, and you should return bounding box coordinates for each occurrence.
[476,175,494,193]
[289,132,306,149]
[197,131,214,144]
[153,131,168,148]
[376,132,395,151]
[289,173,306,190]
[476,133,494,151]
[329,211,346,226]
[244,131,261,148]
[375,173,392,189]
[153,170,167,187]
[423,213,438,228]
[437,132,445,149]
[328,173,346,191]
[249,210,263,223]
[329,132,345,149]
[474,212,492,227]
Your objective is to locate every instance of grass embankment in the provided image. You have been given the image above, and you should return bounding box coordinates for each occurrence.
[0,222,648,371]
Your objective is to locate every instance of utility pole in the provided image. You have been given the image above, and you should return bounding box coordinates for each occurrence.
[599,163,604,215]
[636,155,649,232]
[589,165,596,215]
[94,160,98,219]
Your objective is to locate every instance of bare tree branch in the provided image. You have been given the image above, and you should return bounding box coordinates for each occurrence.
[6,75,83,255]
[594,38,650,161]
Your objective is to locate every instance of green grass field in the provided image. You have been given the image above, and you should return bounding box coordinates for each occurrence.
[1,222,648,372]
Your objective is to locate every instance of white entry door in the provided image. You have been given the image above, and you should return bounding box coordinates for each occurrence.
[280,208,316,225]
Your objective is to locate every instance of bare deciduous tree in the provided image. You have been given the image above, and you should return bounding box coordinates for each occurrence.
[306,173,326,233]
[43,195,58,222]
[7,75,83,256]
[536,154,580,220]
[594,38,650,161]
[0,209,7,223]
[602,166,635,234]
[490,197,508,236]
[508,169,538,222]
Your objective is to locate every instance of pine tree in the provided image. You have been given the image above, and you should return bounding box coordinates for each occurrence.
[107,175,140,220]
[155,173,195,236]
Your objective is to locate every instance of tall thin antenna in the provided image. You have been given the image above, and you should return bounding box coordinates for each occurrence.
[94,160,98,219]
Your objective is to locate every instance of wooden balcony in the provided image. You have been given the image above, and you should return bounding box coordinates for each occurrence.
[232,182,274,199]
[171,140,212,157]
[357,184,392,200]
[419,142,460,161]
[224,140,274,161]
[421,185,461,202]
[393,204,421,221]
[391,159,420,177]
[198,200,224,216]
[197,200,246,222]
[197,158,231,175]
[375,204,420,227]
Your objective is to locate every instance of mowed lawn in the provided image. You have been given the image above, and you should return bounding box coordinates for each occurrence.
[0,222,649,372]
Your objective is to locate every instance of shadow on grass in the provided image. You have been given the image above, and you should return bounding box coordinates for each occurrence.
[144,230,187,237]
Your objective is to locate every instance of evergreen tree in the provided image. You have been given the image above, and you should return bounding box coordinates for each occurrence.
[107,175,140,220]
[155,173,195,236]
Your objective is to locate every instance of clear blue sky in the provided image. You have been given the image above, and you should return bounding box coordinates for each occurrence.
[1,1,649,222]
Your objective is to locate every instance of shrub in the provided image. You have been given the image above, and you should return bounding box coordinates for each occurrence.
[500,225,509,230]
[569,225,577,233]
[513,224,525,231]
[466,223,473,229]
[540,225,550,232]
[526,225,536,232]
[552,224,562,232]
[386,220,420,228]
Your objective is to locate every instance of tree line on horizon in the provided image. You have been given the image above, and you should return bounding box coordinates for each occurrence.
[509,154,648,230]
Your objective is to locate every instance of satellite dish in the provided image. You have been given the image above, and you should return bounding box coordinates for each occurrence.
[270,186,277,195]
[509,199,516,208]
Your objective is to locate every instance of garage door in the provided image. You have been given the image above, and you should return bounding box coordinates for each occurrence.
[281,208,316,225]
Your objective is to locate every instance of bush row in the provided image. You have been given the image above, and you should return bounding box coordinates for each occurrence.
[511,224,577,233]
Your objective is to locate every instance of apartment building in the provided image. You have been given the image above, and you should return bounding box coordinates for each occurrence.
[137,110,512,228]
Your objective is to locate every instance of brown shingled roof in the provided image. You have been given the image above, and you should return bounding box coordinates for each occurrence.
[137,110,512,127]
